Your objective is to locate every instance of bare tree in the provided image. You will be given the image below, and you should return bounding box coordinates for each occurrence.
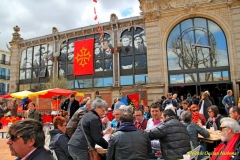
[44,74,72,89]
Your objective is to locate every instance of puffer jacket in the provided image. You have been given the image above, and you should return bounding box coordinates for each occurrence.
[68,110,108,150]
[183,122,210,148]
[49,129,73,160]
[106,122,152,160]
[148,116,191,160]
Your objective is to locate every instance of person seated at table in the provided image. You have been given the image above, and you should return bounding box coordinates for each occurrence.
[0,101,11,119]
[27,102,40,122]
[134,108,148,130]
[111,109,122,129]
[106,113,152,160]
[49,116,73,160]
[189,104,206,125]
[211,117,240,160]
[148,109,191,160]
[229,106,240,125]
[181,111,210,149]
[68,98,112,160]
[206,105,224,130]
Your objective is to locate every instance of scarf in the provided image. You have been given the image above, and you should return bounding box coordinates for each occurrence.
[211,133,240,160]
[28,108,36,115]
[209,114,221,123]
[192,112,201,124]
[153,119,162,125]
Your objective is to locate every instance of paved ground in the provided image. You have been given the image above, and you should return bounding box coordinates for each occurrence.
[0,138,16,160]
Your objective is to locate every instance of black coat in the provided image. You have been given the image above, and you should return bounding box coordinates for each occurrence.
[199,99,212,120]
[162,98,179,110]
[148,116,191,160]
[17,147,54,160]
[60,99,79,119]
[68,110,108,150]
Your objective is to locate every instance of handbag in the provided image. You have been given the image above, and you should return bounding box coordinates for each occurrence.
[81,116,101,160]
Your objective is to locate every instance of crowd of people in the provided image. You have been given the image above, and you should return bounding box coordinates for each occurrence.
[3,90,240,160]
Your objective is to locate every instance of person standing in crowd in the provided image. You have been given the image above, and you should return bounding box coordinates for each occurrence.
[49,116,73,160]
[206,105,224,130]
[10,99,18,116]
[211,117,240,160]
[205,91,215,105]
[68,98,112,160]
[106,113,152,160]
[143,105,151,119]
[111,109,122,129]
[181,111,210,148]
[28,102,40,122]
[114,98,125,110]
[159,96,166,106]
[229,106,240,125]
[179,100,189,117]
[145,103,163,159]
[133,108,148,130]
[192,94,200,105]
[0,101,11,119]
[60,94,79,119]
[199,92,212,120]
[162,93,178,110]
[111,98,117,110]
[66,100,92,138]
[6,119,54,160]
[95,91,102,99]
[148,109,191,160]
[222,90,235,116]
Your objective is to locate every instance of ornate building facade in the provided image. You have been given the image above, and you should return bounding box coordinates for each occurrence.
[9,0,240,107]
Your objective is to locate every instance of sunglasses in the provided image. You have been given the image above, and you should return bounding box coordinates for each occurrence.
[192,109,199,112]
[6,134,24,141]
[208,111,213,113]
[220,126,228,131]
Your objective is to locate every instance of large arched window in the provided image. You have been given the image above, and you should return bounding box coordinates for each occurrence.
[119,27,148,85]
[167,18,229,85]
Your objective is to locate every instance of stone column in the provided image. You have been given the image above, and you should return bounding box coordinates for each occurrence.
[9,26,23,93]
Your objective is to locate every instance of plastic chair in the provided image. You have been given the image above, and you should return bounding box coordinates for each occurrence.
[188,145,201,160]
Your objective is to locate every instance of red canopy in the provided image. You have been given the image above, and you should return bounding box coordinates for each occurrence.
[0,93,13,99]
[45,88,77,97]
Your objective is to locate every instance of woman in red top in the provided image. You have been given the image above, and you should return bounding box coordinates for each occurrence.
[189,104,207,125]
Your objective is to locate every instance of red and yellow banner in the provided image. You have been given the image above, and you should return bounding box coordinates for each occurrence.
[74,38,94,76]
[127,93,140,108]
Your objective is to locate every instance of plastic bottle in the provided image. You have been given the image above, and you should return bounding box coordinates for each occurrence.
[212,122,218,131]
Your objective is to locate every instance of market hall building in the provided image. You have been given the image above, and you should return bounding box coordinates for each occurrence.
[8,0,240,108]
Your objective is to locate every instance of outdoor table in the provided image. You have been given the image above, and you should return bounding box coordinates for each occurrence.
[198,129,221,143]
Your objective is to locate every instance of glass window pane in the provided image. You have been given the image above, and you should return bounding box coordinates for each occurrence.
[75,80,84,88]
[26,47,33,68]
[197,47,211,68]
[170,74,184,84]
[20,50,27,69]
[135,74,147,84]
[94,78,103,87]
[67,41,74,63]
[120,28,133,55]
[222,71,229,81]
[199,72,212,82]
[59,42,67,74]
[104,59,113,71]
[135,55,147,68]
[208,20,229,67]
[68,81,74,89]
[40,44,47,67]
[121,56,133,69]
[133,28,147,54]
[83,79,93,88]
[103,77,113,86]
[120,76,133,85]
[181,19,193,32]
[67,63,73,75]
[213,71,222,81]
[185,73,197,83]
[95,60,103,72]
[194,18,207,29]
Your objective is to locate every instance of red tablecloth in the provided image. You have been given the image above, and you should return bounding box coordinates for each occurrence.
[42,115,53,123]
[0,117,21,126]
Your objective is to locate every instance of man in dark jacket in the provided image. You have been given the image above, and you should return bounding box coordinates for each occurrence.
[162,93,178,110]
[148,109,191,160]
[60,94,79,119]
[106,113,152,160]
[7,119,54,160]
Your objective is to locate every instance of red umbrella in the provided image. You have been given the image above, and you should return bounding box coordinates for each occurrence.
[46,88,77,97]
[0,93,13,99]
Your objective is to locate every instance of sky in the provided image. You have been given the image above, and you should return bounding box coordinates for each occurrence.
[0,0,141,51]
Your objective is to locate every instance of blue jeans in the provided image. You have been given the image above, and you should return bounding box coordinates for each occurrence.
[68,145,88,160]
[225,106,231,116]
